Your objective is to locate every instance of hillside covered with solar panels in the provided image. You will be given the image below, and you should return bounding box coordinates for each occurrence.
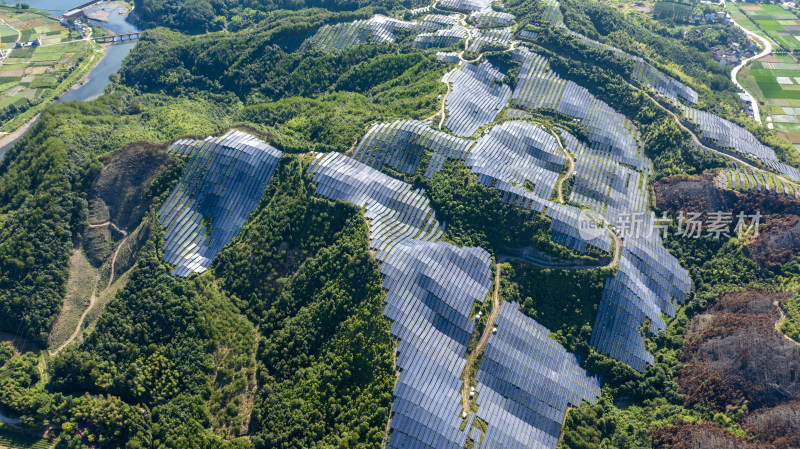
[3,0,800,448]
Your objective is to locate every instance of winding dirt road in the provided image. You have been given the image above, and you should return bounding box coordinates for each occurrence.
[775,299,800,347]
[552,130,575,204]
[460,264,501,413]
[49,221,128,357]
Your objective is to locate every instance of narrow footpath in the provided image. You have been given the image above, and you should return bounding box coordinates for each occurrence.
[49,221,128,357]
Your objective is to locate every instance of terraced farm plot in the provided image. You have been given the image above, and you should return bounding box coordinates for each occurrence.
[0,7,95,128]
[740,56,800,151]
[740,3,800,50]
[0,424,51,449]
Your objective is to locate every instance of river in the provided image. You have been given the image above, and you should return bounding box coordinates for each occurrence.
[0,2,139,158]
[27,0,140,103]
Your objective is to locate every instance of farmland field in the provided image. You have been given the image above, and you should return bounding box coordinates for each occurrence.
[740,54,800,151]
[0,5,97,128]
[0,424,51,449]
[737,3,800,50]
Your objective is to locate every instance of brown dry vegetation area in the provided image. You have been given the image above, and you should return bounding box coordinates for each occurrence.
[653,420,762,449]
[91,141,169,230]
[84,142,168,266]
[666,289,800,449]
[654,173,800,266]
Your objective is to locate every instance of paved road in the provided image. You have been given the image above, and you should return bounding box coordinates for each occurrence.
[730,10,774,124]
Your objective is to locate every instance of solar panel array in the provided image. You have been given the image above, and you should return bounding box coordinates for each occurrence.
[562,129,649,224]
[436,51,461,63]
[438,0,493,13]
[167,138,204,156]
[545,203,613,253]
[474,301,602,449]
[719,166,800,197]
[682,104,800,182]
[469,10,514,27]
[465,120,566,200]
[305,150,501,449]
[539,0,564,27]
[158,131,283,276]
[451,121,612,254]
[445,62,512,137]
[352,120,473,177]
[562,29,698,104]
[591,234,691,372]
[382,239,494,449]
[467,27,513,54]
[307,152,443,253]
[303,14,457,53]
[413,25,469,49]
[511,48,644,170]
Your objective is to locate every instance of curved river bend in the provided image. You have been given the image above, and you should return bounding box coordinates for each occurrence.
[0,1,139,158]
[25,0,141,102]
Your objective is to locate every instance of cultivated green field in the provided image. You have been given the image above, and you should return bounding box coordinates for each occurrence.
[0,424,51,449]
[0,6,97,128]
[740,55,800,151]
[739,3,800,50]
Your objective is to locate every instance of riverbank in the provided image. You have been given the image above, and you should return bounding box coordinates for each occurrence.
[0,40,104,133]
[86,1,132,23]
[0,114,40,160]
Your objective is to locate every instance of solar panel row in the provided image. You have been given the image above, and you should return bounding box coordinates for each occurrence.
[511,48,645,171]
[721,166,800,197]
[538,0,564,27]
[469,10,514,27]
[475,302,601,449]
[352,120,473,177]
[438,0,493,13]
[682,105,800,182]
[167,138,204,156]
[445,62,512,137]
[307,152,443,253]
[562,29,699,104]
[158,130,283,276]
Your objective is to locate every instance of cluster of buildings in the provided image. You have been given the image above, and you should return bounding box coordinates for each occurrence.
[738,92,755,118]
[711,42,759,66]
[60,17,90,38]
[689,10,734,25]
[13,37,41,48]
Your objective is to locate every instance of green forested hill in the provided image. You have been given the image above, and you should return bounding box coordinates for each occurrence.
[133,0,428,32]
[0,1,799,448]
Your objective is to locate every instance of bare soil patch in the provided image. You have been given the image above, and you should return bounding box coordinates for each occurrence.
[679,289,799,411]
[669,289,800,448]
[654,173,800,265]
[760,54,781,64]
[653,420,764,449]
[92,141,169,231]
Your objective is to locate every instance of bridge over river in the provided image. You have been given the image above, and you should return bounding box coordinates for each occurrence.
[93,32,141,43]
